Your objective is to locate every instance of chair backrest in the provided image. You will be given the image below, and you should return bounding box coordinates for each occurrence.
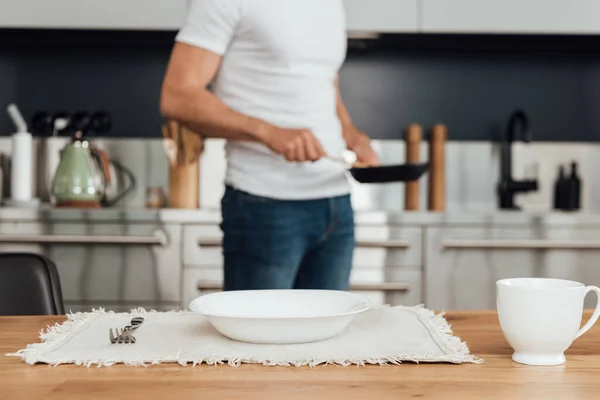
[0,253,65,316]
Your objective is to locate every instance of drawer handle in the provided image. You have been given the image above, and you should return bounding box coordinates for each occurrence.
[0,233,167,246]
[196,281,410,292]
[356,240,411,249]
[443,239,600,250]
[198,239,411,249]
[197,238,222,247]
[350,283,411,292]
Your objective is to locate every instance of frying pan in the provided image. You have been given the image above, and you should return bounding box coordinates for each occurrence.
[349,162,429,183]
[326,156,429,183]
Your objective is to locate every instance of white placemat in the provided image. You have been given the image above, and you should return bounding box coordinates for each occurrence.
[7,305,482,367]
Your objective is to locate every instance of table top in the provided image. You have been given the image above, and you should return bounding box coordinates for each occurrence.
[1,311,599,400]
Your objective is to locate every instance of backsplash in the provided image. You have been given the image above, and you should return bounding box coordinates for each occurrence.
[0,137,597,213]
[1,30,600,141]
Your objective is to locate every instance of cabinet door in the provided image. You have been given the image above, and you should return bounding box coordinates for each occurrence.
[420,0,600,34]
[425,226,600,310]
[0,0,187,30]
[343,0,418,32]
[0,222,181,311]
[184,223,424,308]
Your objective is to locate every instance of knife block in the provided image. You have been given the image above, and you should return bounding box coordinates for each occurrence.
[169,162,199,209]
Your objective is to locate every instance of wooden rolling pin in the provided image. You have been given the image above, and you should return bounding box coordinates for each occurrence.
[428,124,447,212]
[404,124,422,211]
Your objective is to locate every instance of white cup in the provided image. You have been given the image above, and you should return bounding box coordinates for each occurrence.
[497,278,600,366]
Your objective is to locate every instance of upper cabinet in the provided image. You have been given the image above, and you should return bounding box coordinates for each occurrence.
[343,0,419,33]
[0,0,187,30]
[4,0,599,36]
[420,0,600,34]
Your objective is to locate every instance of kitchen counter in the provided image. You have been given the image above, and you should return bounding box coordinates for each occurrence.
[0,205,600,227]
[2,311,599,399]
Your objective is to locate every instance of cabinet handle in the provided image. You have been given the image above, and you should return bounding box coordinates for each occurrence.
[356,240,411,249]
[197,238,222,247]
[350,283,411,292]
[0,234,167,246]
[347,32,380,40]
[198,239,411,249]
[196,281,410,292]
[443,239,600,250]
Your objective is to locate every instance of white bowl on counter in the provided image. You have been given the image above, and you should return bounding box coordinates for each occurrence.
[189,289,370,344]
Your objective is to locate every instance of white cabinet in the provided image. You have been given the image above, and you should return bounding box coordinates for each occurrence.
[425,226,600,310]
[0,222,182,312]
[343,0,419,33]
[0,0,187,30]
[182,223,424,308]
[420,0,600,34]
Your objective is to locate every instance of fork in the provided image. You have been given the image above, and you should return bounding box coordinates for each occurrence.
[109,328,136,344]
[109,317,144,344]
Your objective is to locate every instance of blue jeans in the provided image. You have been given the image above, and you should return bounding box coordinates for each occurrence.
[220,186,355,291]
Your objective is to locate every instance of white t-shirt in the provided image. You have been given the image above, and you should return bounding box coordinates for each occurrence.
[176,0,350,200]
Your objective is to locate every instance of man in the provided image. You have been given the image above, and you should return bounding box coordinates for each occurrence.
[160,0,379,291]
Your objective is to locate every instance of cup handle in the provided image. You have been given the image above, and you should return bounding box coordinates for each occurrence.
[576,286,600,339]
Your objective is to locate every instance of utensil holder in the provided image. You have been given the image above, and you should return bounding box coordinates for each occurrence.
[169,162,199,209]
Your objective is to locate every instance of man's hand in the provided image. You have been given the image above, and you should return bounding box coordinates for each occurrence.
[260,126,327,162]
[344,128,381,166]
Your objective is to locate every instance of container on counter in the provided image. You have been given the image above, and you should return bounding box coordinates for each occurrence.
[566,162,581,211]
[146,187,166,209]
[553,166,568,210]
[4,131,40,208]
[169,164,200,209]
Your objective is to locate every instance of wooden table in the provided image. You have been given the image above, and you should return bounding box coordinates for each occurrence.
[1,311,599,400]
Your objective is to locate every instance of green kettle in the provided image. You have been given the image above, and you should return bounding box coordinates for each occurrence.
[51,132,134,208]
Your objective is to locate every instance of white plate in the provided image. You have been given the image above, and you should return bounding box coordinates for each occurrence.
[189,289,370,344]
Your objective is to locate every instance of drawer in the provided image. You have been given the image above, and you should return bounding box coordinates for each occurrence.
[184,224,422,267]
[0,223,180,304]
[183,268,222,308]
[351,266,421,284]
[354,271,422,307]
[426,226,600,310]
[183,225,222,266]
[182,268,422,309]
[353,248,419,268]
[354,226,421,267]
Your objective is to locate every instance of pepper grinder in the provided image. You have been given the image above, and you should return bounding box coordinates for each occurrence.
[428,124,447,211]
[404,124,422,211]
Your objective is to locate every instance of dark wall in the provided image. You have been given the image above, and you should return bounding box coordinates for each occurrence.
[1,29,600,141]
[0,30,174,139]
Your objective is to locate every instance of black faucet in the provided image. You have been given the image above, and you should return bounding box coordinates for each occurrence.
[497,109,539,210]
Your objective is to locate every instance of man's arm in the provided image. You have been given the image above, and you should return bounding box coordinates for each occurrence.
[160,42,326,162]
[335,77,380,166]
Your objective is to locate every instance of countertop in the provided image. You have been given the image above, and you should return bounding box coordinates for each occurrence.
[2,311,599,399]
[0,205,599,227]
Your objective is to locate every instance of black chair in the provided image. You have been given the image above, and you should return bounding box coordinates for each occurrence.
[0,253,65,315]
